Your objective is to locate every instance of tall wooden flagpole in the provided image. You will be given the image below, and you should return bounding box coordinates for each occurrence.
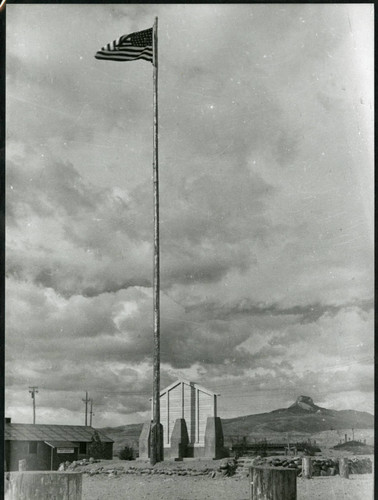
[150,16,163,465]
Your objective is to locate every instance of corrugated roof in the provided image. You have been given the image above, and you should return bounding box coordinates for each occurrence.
[5,424,113,443]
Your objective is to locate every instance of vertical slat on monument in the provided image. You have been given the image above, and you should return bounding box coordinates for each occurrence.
[196,388,200,443]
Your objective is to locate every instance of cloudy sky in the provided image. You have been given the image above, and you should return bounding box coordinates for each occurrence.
[5,4,374,428]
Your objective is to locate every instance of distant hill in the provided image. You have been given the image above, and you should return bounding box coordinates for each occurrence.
[100,423,143,453]
[100,395,374,453]
[222,396,374,437]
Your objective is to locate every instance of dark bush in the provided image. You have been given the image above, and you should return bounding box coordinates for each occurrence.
[119,446,135,460]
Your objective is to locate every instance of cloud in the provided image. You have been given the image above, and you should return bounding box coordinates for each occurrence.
[5,4,374,424]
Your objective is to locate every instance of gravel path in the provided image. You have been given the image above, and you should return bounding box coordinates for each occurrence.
[82,473,373,500]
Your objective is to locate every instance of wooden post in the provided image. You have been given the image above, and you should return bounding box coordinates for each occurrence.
[150,15,163,466]
[250,466,297,500]
[302,457,312,479]
[339,458,349,478]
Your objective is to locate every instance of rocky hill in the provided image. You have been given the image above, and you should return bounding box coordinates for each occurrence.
[222,396,374,437]
[100,396,374,454]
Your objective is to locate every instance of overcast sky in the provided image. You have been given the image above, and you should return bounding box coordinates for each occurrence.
[5,4,374,428]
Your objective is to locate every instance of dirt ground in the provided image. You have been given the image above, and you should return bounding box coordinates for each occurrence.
[82,473,373,500]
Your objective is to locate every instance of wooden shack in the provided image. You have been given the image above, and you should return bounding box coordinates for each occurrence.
[4,419,114,471]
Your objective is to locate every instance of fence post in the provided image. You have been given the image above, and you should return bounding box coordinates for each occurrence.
[250,466,297,500]
[339,458,349,479]
[302,457,312,479]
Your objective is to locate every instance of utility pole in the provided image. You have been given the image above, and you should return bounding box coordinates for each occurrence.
[28,386,38,424]
[89,399,94,427]
[82,391,90,426]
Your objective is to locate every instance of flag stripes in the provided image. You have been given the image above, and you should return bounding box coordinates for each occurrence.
[95,27,153,63]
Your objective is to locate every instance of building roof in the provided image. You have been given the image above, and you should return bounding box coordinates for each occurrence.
[160,379,220,397]
[5,424,114,443]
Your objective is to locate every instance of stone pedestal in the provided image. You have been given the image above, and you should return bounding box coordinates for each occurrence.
[138,421,164,462]
[5,472,82,500]
[170,418,189,460]
[204,417,225,459]
[149,422,164,464]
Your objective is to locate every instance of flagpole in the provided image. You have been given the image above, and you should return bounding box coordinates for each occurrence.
[150,15,163,465]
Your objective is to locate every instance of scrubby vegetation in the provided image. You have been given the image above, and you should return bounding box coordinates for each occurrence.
[119,445,135,460]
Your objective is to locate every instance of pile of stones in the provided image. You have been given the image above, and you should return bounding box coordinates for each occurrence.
[59,458,100,471]
[238,456,372,477]
[348,457,372,474]
[60,456,372,478]
[62,458,238,478]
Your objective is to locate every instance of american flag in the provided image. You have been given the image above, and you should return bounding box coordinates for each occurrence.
[95,28,153,63]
